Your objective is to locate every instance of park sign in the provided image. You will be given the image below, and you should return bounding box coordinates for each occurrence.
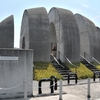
[0,56,18,60]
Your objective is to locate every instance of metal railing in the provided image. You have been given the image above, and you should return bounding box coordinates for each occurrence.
[80,55,95,66]
[80,55,90,64]
[50,53,64,68]
[58,51,77,68]
[92,57,100,65]
[58,51,78,74]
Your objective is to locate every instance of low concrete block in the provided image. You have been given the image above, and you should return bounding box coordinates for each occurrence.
[0,48,33,99]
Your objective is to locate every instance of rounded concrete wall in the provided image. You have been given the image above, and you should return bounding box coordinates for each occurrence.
[95,27,100,61]
[75,14,98,62]
[49,7,80,63]
[20,7,51,62]
[0,15,14,48]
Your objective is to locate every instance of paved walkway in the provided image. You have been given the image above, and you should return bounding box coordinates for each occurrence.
[30,79,100,100]
[3,79,100,100]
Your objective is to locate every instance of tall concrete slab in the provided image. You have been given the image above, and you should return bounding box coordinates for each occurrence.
[0,48,33,99]
[49,7,80,63]
[75,14,98,62]
[0,15,14,48]
[20,7,51,62]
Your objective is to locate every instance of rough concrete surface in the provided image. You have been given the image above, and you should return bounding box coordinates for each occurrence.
[0,15,14,48]
[49,7,80,63]
[96,27,100,62]
[0,48,33,98]
[20,7,51,62]
[75,14,98,62]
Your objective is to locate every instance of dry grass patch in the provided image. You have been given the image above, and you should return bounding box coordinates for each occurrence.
[34,62,62,81]
[69,63,94,79]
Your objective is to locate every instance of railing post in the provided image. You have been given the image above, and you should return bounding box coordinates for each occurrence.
[75,74,78,84]
[87,78,91,100]
[99,72,100,82]
[50,76,57,90]
[38,81,42,94]
[68,74,70,84]
[93,73,96,82]
[38,78,54,94]
[23,80,27,100]
[50,79,54,93]
[24,52,27,100]
[59,79,63,100]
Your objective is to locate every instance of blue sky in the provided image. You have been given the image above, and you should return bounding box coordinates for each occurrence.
[0,0,100,48]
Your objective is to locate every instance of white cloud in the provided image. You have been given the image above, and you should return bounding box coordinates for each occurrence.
[82,4,89,8]
[82,4,95,10]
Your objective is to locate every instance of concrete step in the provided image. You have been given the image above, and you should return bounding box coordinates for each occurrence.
[58,70,71,72]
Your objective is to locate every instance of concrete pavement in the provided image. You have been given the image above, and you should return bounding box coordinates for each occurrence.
[3,79,100,100]
[30,79,100,100]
